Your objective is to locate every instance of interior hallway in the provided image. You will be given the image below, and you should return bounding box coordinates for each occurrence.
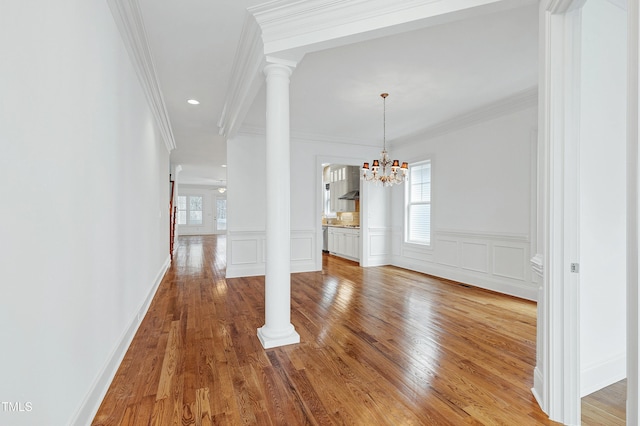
[93,235,559,425]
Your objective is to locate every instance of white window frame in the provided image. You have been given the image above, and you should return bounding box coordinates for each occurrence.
[177,194,203,226]
[405,159,431,246]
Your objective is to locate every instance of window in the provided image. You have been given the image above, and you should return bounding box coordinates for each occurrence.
[216,198,227,231]
[406,160,431,245]
[177,195,203,225]
[177,196,187,225]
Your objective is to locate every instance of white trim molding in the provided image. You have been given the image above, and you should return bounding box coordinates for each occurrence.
[534,0,585,423]
[393,229,537,301]
[628,1,640,423]
[106,0,176,152]
[71,255,171,425]
[581,352,627,397]
[217,13,268,139]
[225,229,318,278]
[224,0,540,141]
[530,253,544,278]
[250,0,538,57]
[363,227,392,267]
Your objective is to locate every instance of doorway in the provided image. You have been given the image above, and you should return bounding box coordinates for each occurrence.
[538,1,630,423]
[316,156,367,271]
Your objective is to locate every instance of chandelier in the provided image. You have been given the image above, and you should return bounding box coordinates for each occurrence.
[361,93,408,186]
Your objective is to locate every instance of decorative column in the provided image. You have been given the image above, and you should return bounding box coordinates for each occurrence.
[257,63,300,349]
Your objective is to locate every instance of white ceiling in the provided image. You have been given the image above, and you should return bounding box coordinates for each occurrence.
[138,0,539,186]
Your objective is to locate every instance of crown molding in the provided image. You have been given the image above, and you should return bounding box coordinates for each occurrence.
[395,86,538,145]
[217,13,268,139]
[218,13,305,140]
[222,0,536,143]
[250,0,536,55]
[107,0,176,152]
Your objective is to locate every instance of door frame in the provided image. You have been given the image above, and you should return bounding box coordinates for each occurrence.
[539,1,640,424]
[535,0,584,423]
[628,1,640,423]
[316,155,366,270]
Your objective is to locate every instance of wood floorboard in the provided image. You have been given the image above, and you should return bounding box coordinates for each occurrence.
[581,379,626,425]
[94,234,570,425]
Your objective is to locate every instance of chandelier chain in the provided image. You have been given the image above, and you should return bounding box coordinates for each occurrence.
[361,92,408,187]
[382,93,386,152]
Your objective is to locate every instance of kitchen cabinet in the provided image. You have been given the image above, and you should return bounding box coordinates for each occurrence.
[329,179,347,212]
[327,226,360,261]
[329,228,336,252]
[328,165,359,212]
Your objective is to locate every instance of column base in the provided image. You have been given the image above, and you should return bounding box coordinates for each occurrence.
[257,325,300,349]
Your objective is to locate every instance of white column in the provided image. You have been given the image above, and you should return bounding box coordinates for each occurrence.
[257,63,300,349]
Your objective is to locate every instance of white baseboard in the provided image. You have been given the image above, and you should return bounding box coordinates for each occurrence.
[70,255,171,425]
[292,260,318,274]
[532,366,547,415]
[581,353,626,397]
[226,264,265,279]
[392,257,537,301]
[226,260,318,279]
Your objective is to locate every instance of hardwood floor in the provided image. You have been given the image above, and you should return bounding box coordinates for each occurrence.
[582,379,626,425]
[93,234,560,425]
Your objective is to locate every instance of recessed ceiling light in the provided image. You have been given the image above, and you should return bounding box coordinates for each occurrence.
[221,164,227,168]
[187,99,200,105]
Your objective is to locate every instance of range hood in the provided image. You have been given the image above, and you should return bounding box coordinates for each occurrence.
[338,190,359,200]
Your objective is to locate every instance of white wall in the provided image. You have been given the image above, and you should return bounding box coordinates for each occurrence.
[390,105,538,300]
[0,2,170,425]
[226,133,266,277]
[228,104,537,301]
[579,0,627,396]
[226,130,381,277]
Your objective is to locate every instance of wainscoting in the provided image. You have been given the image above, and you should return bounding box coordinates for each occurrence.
[226,229,317,278]
[361,227,391,267]
[227,226,536,301]
[392,229,537,301]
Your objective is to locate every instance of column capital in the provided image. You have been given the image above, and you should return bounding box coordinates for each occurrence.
[263,62,293,78]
